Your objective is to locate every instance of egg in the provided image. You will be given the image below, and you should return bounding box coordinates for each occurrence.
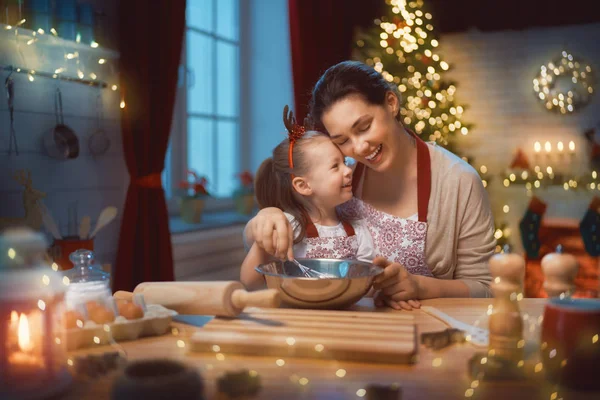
[88,305,116,324]
[86,300,102,312]
[118,301,144,320]
[114,298,128,307]
[64,310,85,329]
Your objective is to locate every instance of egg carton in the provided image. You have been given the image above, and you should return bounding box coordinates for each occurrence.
[64,304,178,351]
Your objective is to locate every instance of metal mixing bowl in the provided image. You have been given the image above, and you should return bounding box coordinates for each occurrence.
[255,258,383,309]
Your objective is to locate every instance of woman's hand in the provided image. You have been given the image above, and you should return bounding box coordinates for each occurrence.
[372,256,421,311]
[249,207,294,260]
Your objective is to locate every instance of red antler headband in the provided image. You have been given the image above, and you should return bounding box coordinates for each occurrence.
[283,105,306,178]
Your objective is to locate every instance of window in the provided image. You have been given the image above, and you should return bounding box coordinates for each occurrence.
[164,0,240,203]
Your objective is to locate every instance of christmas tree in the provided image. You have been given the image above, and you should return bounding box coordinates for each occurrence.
[353,0,470,153]
[353,0,510,250]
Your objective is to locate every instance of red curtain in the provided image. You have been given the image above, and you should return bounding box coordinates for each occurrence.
[288,0,381,121]
[113,1,186,291]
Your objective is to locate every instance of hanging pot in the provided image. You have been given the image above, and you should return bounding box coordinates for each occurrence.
[88,92,110,156]
[43,87,79,159]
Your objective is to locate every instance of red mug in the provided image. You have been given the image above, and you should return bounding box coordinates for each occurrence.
[541,298,600,390]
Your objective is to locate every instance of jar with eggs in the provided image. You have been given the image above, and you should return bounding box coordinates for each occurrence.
[62,249,146,350]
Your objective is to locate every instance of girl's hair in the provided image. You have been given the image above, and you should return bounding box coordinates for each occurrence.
[254,131,327,243]
[309,60,402,131]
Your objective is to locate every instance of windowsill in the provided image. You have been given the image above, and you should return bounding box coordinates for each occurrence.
[169,208,257,235]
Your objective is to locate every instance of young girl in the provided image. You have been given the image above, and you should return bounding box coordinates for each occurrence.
[240,106,375,290]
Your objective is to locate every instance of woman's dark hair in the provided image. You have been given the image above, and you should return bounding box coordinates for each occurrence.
[254,131,327,243]
[309,60,401,130]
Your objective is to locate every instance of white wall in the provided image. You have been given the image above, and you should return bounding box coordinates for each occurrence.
[0,22,125,268]
[241,0,295,173]
[439,23,600,252]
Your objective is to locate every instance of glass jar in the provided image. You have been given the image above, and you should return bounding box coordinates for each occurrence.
[63,249,116,326]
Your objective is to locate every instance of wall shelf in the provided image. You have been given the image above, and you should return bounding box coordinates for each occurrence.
[0,23,119,89]
[1,64,107,88]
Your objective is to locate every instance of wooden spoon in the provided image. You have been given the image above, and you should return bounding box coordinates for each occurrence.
[79,215,91,239]
[90,206,117,238]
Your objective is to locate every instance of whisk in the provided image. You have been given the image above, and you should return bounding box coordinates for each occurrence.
[290,259,336,279]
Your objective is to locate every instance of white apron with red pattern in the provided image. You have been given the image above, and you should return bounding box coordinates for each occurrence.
[303,219,359,260]
[341,132,434,277]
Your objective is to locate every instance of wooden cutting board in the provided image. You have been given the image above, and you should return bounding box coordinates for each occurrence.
[190,307,417,364]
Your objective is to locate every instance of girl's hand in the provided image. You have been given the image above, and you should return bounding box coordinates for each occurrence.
[372,256,421,311]
[249,207,294,260]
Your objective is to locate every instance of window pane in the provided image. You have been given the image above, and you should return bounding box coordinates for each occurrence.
[216,41,238,117]
[216,121,238,197]
[187,31,213,114]
[187,0,213,32]
[188,117,214,192]
[216,0,238,40]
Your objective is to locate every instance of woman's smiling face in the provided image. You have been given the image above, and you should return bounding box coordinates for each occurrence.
[321,91,402,173]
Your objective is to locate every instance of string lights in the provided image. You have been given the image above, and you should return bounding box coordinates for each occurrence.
[1,22,121,107]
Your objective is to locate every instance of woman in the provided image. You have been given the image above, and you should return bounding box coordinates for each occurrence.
[245,61,495,309]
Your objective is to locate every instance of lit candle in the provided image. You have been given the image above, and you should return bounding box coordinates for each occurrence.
[8,313,44,378]
[568,141,576,175]
[556,141,565,172]
[534,141,541,166]
[9,311,19,346]
[544,141,552,169]
[1,228,70,397]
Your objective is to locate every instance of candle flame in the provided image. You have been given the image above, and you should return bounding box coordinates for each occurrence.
[18,314,33,352]
[534,141,541,153]
[11,311,18,324]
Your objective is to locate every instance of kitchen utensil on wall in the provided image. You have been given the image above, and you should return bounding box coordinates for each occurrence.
[88,92,110,156]
[79,216,91,239]
[89,206,117,238]
[43,87,79,159]
[38,201,62,239]
[114,281,281,317]
[67,201,78,237]
[5,74,18,155]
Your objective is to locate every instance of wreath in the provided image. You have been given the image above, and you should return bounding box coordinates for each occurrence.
[533,51,595,114]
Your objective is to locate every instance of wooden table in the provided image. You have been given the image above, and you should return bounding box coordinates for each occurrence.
[64,298,598,400]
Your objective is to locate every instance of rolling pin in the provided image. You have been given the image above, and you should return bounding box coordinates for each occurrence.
[114,281,281,317]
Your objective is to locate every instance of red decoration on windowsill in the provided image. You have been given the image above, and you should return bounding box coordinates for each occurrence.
[238,171,254,188]
[177,170,209,198]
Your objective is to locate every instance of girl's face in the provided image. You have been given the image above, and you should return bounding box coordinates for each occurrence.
[321,92,401,173]
[296,136,353,209]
